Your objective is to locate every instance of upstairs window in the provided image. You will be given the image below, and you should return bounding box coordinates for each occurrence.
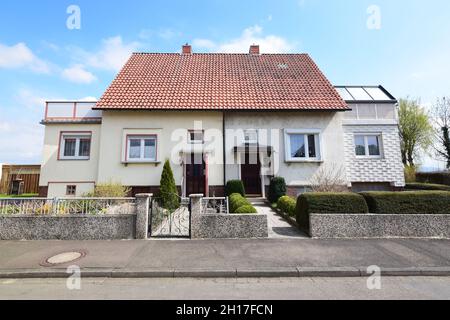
[126,135,157,162]
[188,130,204,144]
[355,134,382,158]
[59,133,91,160]
[285,130,321,162]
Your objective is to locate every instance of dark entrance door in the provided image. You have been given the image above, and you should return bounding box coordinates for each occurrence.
[241,152,262,195]
[186,153,206,195]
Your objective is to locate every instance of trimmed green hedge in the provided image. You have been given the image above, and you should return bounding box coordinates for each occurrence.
[268,177,287,204]
[226,180,245,197]
[416,172,450,186]
[296,193,369,231]
[235,205,258,214]
[405,183,450,192]
[360,191,450,214]
[277,196,296,217]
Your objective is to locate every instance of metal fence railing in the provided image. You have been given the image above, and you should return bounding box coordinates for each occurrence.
[0,197,136,216]
[202,197,229,214]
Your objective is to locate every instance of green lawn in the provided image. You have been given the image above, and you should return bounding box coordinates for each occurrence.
[0,194,39,198]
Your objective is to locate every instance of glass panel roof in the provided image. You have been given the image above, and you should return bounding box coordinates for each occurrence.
[346,87,373,101]
[335,86,395,102]
[336,88,354,101]
[364,87,391,100]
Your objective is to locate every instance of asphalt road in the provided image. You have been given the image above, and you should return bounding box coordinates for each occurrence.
[1,277,449,300]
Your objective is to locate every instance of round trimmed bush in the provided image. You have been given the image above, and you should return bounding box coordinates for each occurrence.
[226,180,246,197]
[234,205,258,214]
[230,196,251,213]
[268,177,287,204]
[277,196,296,217]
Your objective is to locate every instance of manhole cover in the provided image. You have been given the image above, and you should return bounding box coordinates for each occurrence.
[41,250,87,267]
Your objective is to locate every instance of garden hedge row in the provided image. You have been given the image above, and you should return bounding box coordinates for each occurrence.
[360,191,450,215]
[277,196,296,217]
[416,172,450,186]
[295,193,369,231]
[405,183,450,192]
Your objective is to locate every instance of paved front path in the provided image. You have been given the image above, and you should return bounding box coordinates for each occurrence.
[253,203,307,239]
[1,277,449,300]
[0,238,448,272]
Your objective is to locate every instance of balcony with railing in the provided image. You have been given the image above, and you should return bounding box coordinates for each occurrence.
[42,101,102,124]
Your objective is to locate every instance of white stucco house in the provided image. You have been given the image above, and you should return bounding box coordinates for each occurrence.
[38,44,405,198]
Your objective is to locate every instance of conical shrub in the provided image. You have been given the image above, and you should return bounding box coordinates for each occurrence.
[159,160,180,210]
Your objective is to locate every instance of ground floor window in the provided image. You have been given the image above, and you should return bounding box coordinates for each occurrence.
[354,134,382,157]
[59,132,91,160]
[284,130,321,162]
[66,185,76,196]
[126,135,157,162]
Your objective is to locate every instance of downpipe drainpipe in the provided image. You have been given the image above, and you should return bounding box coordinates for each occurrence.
[223,111,226,195]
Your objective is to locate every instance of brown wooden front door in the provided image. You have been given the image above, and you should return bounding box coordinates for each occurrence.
[241,152,262,195]
[186,153,206,195]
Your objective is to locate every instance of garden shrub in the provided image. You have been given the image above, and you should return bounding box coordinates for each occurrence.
[405,183,450,192]
[268,177,287,204]
[416,172,450,186]
[277,196,296,217]
[158,160,180,210]
[229,194,251,213]
[296,193,369,232]
[404,166,417,183]
[84,181,131,198]
[234,205,258,214]
[360,191,450,215]
[226,180,245,197]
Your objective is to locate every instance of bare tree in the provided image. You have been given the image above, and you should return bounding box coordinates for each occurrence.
[309,164,348,192]
[432,97,450,169]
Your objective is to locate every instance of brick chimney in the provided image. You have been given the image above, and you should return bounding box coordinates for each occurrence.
[249,44,260,55]
[182,43,192,55]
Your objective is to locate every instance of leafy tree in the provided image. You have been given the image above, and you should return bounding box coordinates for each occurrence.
[398,98,433,167]
[432,97,450,169]
[158,160,180,210]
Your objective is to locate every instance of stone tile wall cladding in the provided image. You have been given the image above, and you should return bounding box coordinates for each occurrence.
[309,214,450,239]
[0,214,136,240]
[343,125,405,188]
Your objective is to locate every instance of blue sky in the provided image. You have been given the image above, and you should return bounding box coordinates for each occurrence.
[1,0,449,164]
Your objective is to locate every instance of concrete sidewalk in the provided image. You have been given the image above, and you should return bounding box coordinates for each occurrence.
[0,238,449,278]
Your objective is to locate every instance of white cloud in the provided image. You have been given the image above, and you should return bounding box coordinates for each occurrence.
[0,118,44,162]
[79,96,97,101]
[15,89,47,110]
[74,36,141,72]
[192,39,216,50]
[193,25,297,54]
[0,42,50,73]
[62,64,97,84]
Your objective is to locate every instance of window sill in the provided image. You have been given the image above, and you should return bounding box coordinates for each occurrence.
[59,158,90,161]
[355,156,383,160]
[285,159,323,163]
[122,161,161,165]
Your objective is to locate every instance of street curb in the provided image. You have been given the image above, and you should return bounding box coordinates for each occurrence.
[1,267,449,279]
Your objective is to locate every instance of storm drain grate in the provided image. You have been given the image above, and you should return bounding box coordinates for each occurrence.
[41,250,87,267]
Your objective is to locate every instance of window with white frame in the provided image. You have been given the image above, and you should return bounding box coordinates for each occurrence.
[244,129,258,144]
[188,130,204,144]
[126,135,157,162]
[66,185,76,196]
[60,133,91,160]
[354,134,382,157]
[285,130,321,161]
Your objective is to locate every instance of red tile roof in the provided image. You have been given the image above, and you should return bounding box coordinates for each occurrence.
[95,53,348,111]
